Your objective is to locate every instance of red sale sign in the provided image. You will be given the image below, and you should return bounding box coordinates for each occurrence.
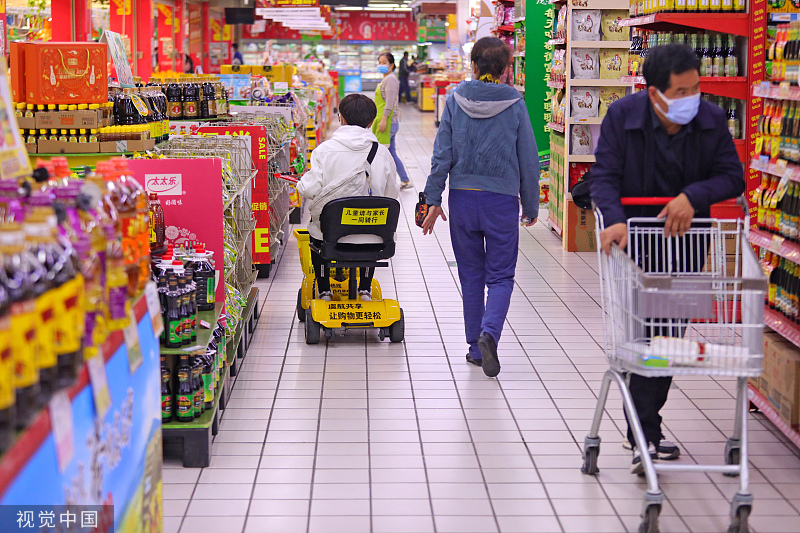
[243,9,413,41]
[197,125,272,266]
[126,158,226,303]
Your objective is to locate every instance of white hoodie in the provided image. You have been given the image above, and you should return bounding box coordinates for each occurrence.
[297,125,399,239]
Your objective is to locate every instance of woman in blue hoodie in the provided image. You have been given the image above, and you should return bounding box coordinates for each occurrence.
[422,37,540,378]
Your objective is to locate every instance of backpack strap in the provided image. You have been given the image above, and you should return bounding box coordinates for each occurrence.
[367,141,379,164]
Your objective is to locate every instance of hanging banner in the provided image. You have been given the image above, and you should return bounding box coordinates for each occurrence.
[257,0,319,7]
[528,3,554,156]
[333,11,415,41]
[187,4,202,56]
[156,4,175,73]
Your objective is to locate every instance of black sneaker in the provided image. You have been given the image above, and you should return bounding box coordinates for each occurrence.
[623,438,680,460]
[631,443,658,475]
[465,354,482,367]
[478,332,500,378]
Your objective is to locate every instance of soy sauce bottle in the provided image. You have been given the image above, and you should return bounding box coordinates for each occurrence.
[186,268,197,344]
[166,276,183,348]
[161,355,172,423]
[202,350,214,409]
[192,356,203,418]
[178,274,191,345]
[166,78,183,120]
[183,78,199,119]
[175,354,193,422]
[190,247,215,311]
[157,274,167,345]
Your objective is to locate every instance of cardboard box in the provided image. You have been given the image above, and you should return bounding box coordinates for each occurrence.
[36,110,103,130]
[25,143,37,154]
[564,199,597,252]
[100,139,156,153]
[37,140,100,154]
[16,116,36,130]
[251,65,294,83]
[761,331,800,427]
[10,42,26,103]
[221,65,252,74]
[24,42,108,105]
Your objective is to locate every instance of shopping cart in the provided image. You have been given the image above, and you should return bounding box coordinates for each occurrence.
[582,198,767,533]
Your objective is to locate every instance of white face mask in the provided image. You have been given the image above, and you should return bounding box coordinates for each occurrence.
[655,89,701,125]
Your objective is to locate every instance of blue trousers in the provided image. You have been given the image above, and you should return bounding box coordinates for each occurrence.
[399,76,412,102]
[448,189,519,358]
[389,122,410,183]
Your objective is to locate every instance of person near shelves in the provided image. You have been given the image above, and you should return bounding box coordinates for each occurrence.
[421,36,540,379]
[183,54,194,74]
[589,43,744,475]
[374,52,412,191]
[398,51,414,103]
[232,43,244,66]
[296,94,399,302]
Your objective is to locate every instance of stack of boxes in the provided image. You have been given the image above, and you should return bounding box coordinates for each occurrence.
[753,331,800,429]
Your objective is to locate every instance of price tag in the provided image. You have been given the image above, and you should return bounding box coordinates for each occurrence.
[757,81,772,98]
[144,282,164,337]
[49,391,74,473]
[780,82,792,99]
[124,309,143,373]
[770,234,785,253]
[776,172,791,203]
[273,81,289,94]
[87,354,112,419]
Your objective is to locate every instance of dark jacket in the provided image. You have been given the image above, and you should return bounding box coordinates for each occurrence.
[589,90,744,227]
[424,81,540,219]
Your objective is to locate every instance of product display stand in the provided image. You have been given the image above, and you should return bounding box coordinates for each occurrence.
[547,0,632,251]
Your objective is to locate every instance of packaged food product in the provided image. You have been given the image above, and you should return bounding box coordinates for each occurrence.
[600,50,628,79]
[599,87,625,117]
[571,10,601,42]
[571,126,594,156]
[571,49,599,80]
[556,6,569,40]
[23,43,108,105]
[569,162,592,190]
[601,10,630,41]
[571,87,599,118]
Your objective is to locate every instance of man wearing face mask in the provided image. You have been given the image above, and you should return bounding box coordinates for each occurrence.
[589,44,744,474]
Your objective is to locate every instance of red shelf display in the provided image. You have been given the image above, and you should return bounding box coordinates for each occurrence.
[619,13,750,37]
[748,386,800,450]
[749,228,800,264]
[764,307,800,350]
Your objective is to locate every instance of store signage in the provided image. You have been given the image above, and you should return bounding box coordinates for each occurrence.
[156,5,175,73]
[101,30,135,88]
[334,10,415,41]
[188,4,202,56]
[257,0,320,7]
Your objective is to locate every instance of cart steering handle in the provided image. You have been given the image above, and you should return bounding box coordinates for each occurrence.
[619,197,741,207]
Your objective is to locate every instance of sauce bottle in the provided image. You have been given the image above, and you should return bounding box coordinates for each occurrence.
[0,278,14,453]
[190,246,215,311]
[1,222,42,428]
[175,353,193,422]
[161,355,172,423]
[149,193,165,251]
[166,78,183,120]
[166,275,183,348]
[191,355,203,417]
[202,349,214,409]
[113,158,148,292]
[183,77,199,119]
[178,274,191,345]
[186,267,197,343]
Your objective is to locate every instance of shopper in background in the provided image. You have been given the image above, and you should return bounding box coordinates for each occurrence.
[232,43,244,66]
[590,43,744,474]
[296,94,399,302]
[183,54,194,74]
[398,51,414,103]
[374,52,412,191]
[421,36,539,378]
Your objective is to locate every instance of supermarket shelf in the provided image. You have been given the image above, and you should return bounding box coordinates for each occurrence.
[572,0,634,7]
[160,303,225,355]
[749,228,800,264]
[699,77,749,100]
[227,285,260,368]
[547,217,563,236]
[750,157,800,183]
[771,13,800,22]
[568,78,632,87]
[547,80,565,89]
[620,75,646,84]
[748,385,800,450]
[618,13,749,37]
[753,82,800,102]
[495,24,515,32]
[571,40,632,48]
[162,365,228,431]
[547,38,566,46]
[514,85,525,93]
[569,117,604,125]
[570,155,596,163]
[547,122,566,133]
[764,307,800,350]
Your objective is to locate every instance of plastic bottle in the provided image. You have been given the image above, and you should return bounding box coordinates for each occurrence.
[0,277,15,453]
[178,274,191,345]
[175,353,193,422]
[190,247,216,311]
[161,355,172,423]
[202,350,214,409]
[149,193,165,251]
[101,161,139,296]
[1,222,42,428]
[186,267,197,343]
[113,158,149,293]
[183,77,199,119]
[166,78,183,120]
[191,355,203,417]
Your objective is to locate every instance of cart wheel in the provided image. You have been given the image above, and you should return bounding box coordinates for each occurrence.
[389,310,405,343]
[305,309,320,345]
[435,120,440,128]
[581,446,600,475]
[727,506,750,533]
[297,289,305,322]
[639,504,660,533]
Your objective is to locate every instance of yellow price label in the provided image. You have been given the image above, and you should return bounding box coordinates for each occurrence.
[341,208,388,226]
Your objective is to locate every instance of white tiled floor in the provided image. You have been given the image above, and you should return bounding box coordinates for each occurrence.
[163,105,800,533]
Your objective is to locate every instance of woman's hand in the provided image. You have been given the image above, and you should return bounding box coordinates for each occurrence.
[422,206,446,235]
[378,117,388,133]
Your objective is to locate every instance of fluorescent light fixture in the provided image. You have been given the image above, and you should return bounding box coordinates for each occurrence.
[335,7,364,10]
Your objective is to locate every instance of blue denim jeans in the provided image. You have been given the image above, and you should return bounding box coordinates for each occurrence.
[448,189,519,358]
[389,122,410,184]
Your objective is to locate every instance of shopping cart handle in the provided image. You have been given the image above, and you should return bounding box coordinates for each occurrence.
[619,197,740,207]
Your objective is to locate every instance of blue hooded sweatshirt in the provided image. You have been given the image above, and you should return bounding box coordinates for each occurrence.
[424,81,540,219]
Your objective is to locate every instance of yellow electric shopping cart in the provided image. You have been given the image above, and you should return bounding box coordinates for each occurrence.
[294,196,404,344]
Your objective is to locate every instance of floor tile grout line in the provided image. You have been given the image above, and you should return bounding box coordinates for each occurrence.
[305,333,330,533]
[364,330,374,533]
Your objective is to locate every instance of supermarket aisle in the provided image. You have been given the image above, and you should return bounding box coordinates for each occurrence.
[162,106,800,533]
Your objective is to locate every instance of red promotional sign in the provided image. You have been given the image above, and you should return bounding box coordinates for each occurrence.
[257,0,319,6]
[156,3,175,73]
[197,125,272,266]
[126,158,226,303]
[747,0,766,223]
[187,3,202,55]
[243,10,413,41]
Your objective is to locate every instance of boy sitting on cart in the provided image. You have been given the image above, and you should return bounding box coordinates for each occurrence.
[296,94,399,302]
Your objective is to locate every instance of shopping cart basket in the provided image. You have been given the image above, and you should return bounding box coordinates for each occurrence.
[581,198,766,533]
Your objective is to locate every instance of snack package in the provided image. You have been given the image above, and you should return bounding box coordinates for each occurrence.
[556,6,568,40]
[599,87,625,117]
[571,86,599,118]
[551,49,566,83]
[600,50,628,79]
[571,49,599,80]
[504,7,515,25]
[569,161,592,189]
[601,10,630,41]
[571,10,601,41]
[571,126,593,156]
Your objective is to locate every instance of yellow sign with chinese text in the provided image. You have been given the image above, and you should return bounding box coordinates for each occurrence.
[341,208,388,226]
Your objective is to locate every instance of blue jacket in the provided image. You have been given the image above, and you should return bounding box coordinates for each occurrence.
[424,81,540,219]
[590,90,744,227]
